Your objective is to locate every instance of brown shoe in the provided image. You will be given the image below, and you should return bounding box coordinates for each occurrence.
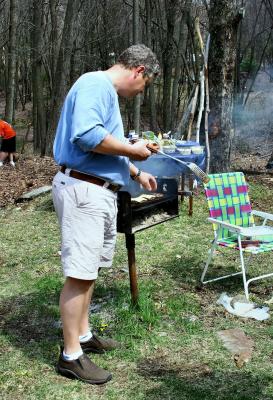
[81,333,121,354]
[56,348,112,384]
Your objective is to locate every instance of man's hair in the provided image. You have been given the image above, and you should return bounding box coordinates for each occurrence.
[117,44,160,78]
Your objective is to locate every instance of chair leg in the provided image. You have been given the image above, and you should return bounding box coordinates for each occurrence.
[202,233,244,285]
[238,236,249,300]
[201,238,218,283]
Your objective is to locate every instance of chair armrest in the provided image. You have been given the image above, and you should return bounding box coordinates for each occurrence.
[207,218,242,233]
[252,210,273,221]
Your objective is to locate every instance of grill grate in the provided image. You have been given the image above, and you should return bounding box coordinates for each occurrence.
[117,178,179,234]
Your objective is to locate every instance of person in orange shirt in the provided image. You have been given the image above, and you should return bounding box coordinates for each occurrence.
[0,119,16,167]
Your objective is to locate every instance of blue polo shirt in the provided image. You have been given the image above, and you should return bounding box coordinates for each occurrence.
[53,71,129,186]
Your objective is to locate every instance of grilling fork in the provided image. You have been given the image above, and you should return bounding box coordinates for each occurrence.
[147,145,210,184]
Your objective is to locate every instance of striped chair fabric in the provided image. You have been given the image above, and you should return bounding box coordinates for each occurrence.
[204,172,273,253]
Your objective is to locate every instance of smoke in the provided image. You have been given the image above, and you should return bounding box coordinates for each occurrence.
[233,68,273,155]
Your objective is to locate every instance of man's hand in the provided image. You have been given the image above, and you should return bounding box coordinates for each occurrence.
[135,171,157,191]
[129,140,151,161]
[93,135,152,161]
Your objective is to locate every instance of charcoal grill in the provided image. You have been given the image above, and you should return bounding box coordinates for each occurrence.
[117,178,179,304]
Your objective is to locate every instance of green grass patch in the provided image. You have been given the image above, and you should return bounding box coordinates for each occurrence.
[1,184,273,399]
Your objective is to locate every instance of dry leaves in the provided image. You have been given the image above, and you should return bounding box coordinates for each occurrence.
[218,328,255,368]
[0,156,58,207]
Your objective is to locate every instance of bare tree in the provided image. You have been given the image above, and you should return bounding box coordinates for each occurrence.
[145,0,157,131]
[31,0,48,154]
[47,0,81,154]
[170,5,188,132]
[208,0,245,172]
[1,0,271,165]
[133,0,141,134]
[162,0,180,132]
[5,0,18,123]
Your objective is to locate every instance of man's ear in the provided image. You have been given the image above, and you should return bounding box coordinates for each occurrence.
[135,65,145,76]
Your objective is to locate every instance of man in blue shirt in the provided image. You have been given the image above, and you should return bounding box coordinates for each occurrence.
[52,44,160,384]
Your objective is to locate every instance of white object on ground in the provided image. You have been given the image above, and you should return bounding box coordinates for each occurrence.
[0,161,3,166]
[217,292,270,321]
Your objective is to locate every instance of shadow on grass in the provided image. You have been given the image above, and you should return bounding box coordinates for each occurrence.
[34,197,55,212]
[136,355,272,400]
[0,275,125,366]
[164,250,273,300]
[162,253,247,297]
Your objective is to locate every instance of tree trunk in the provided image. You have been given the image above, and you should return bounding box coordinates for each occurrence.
[145,0,157,132]
[208,1,244,172]
[31,0,47,155]
[46,0,81,154]
[162,0,179,132]
[5,0,18,124]
[133,0,141,134]
[48,0,59,94]
[170,9,188,132]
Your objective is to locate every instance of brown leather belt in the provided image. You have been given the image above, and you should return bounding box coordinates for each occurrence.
[60,166,121,193]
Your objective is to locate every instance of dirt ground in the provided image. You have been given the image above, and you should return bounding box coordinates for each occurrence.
[0,150,273,208]
[0,155,58,207]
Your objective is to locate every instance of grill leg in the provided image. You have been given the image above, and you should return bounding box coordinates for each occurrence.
[125,233,139,305]
[181,174,185,202]
[189,175,193,216]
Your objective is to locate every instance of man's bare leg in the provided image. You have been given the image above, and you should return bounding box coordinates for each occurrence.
[60,277,95,354]
[79,283,95,336]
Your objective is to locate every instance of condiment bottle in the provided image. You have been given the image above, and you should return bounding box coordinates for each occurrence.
[128,130,139,143]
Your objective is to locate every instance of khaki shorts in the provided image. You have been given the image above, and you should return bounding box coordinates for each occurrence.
[52,171,118,280]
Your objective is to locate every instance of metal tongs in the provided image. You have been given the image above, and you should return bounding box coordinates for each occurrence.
[147,143,210,184]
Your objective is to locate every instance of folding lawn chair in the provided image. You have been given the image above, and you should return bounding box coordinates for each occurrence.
[201,172,273,299]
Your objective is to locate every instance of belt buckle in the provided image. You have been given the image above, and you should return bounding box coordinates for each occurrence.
[103,181,119,192]
[103,181,111,189]
[112,184,121,193]
[63,167,71,176]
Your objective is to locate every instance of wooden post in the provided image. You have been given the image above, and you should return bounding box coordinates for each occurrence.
[125,233,139,305]
[189,175,194,216]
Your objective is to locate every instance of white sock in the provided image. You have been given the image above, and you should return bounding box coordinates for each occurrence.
[63,348,83,361]
[0,161,3,166]
[79,330,93,343]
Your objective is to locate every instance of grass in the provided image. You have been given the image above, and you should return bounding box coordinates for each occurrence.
[1,179,273,399]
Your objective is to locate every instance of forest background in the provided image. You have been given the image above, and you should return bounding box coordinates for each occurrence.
[1,0,273,173]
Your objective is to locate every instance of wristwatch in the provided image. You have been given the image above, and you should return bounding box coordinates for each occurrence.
[130,169,142,180]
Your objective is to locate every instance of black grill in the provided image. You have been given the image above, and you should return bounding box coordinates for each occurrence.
[117,178,179,304]
[117,178,179,234]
